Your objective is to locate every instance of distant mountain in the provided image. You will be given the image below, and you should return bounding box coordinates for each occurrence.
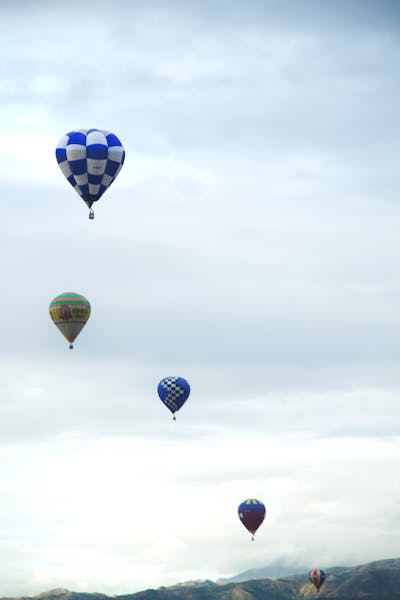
[3,558,400,600]
[1,591,110,600]
[217,561,307,584]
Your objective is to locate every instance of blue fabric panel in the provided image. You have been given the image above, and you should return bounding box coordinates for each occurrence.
[86,194,98,207]
[87,144,108,160]
[79,184,90,200]
[105,161,119,177]
[106,133,121,147]
[88,173,103,185]
[69,159,87,176]
[68,131,86,145]
[56,148,67,163]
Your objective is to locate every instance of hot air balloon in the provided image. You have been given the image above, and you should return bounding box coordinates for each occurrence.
[55,128,125,219]
[158,376,190,420]
[309,569,326,592]
[49,292,91,349]
[238,499,266,540]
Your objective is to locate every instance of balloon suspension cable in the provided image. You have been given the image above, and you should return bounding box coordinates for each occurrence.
[69,343,73,350]
[89,209,95,220]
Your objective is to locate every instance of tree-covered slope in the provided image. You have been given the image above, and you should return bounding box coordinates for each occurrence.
[3,558,400,600]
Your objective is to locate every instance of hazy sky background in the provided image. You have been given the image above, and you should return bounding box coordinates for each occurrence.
[0,0,400,595]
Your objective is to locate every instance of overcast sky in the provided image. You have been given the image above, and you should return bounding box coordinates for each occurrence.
[0,0,400,595]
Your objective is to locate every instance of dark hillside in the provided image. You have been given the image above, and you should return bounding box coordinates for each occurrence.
[3,558,400,600]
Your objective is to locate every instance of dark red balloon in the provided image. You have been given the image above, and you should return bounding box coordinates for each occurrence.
[238,499,266,539]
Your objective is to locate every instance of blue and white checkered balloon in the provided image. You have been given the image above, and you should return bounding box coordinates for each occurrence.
[158,376,191,420]
[55,129,125,212]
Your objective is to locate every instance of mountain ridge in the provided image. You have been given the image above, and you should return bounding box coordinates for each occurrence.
[3,557,400,600]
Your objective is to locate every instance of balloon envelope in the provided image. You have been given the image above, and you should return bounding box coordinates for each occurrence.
[309,569,326,591]
[238,499,266,537]
[49,292,91,348]
[55,128,125,209]
[158,377,190,417]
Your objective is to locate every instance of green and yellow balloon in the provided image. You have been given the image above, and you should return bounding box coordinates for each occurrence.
[49,292,91,349]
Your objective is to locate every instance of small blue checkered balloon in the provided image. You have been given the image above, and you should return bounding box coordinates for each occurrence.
[158,376,191,420]
[55,128,125,217]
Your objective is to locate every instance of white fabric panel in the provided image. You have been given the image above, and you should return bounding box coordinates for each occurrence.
[59,160,72,178]
[88,183,101,195]
[57,134,69,149]
[101,174,113,187]
[87,129,107,146]
[107,146,124,162]
[74,173,89,186]
[66,144,86,161]
[87,158,107,175]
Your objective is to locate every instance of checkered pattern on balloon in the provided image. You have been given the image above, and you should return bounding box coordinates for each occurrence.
[157,377,191,420]
[55,128,125,218]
